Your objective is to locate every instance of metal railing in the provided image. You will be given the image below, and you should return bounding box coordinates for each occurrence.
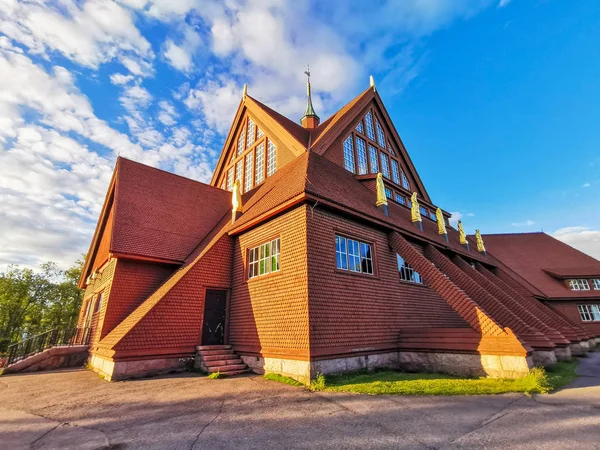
[6,327,91,367]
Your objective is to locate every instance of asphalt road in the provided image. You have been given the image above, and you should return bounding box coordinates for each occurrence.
[1,354,599,450]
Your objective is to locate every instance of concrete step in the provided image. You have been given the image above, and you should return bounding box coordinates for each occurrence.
[202,354,240,362]
[214,369,250,377]
[206,364,246,373]
[202,359,243,368]
[196,345,231,351]
[198,349,234,357]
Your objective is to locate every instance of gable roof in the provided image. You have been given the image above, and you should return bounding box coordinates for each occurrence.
[81,157,231,285]
[483,232,600,299]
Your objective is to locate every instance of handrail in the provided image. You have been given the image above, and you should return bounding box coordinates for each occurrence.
[6,327,90,367]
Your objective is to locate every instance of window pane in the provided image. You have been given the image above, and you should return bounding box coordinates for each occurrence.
[592,305,600,321]
[244,152,254,192]
[255,142,265,185]
[343,135,355,173]
[356,121,364,133]
[391,159,400,184]
[369,145,379,173]
[237,127,246,155]
[401,170,410,190]
[385,187,392,199]
[257,127,264,139]
[267,140,277,176]
[365,111,375,141]
[380,153,390,178]
[375,118,386,147]
[247,118,255,147]
[227,168,234,191]
[236,159,243,189]
[395,194,405,205]
[356,137,368,175]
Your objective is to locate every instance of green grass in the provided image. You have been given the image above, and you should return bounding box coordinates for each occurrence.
[264,373,304,387]
[321,361,580,396]
[544,359,578,391]
[208,371,223,379]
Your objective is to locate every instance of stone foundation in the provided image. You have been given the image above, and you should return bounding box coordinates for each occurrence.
[554,346,572,361]
[398,352,533,379]
[89,354,188,381]
[570,341,590,355]
[241,355,311,384]
[4,346,88,374]
[312,352,400,378]
[531,350,557,367]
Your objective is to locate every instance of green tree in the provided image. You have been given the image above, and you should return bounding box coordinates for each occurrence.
[0,258,84,353]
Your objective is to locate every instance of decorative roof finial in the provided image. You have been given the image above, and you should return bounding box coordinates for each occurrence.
[370,75,376,91]
[301,65,320,129]
[243,83,248,97]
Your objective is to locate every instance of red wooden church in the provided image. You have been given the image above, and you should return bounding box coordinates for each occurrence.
[78,76,600,382]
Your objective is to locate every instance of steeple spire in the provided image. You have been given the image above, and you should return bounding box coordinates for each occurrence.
[301,66,320,129]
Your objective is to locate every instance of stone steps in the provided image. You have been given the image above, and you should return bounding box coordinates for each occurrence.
[194,345,249,377]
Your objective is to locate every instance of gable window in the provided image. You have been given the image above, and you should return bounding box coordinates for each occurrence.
[375,118,386,147]
[356,121,364,134]
[387,140,396,156]
[380,153,390,179]
[569,279,590,291]
[237,128,245,156]
[395,194,406,205]
[244,152,254,192]
[335,235,373,275]
[397,254,423,284]
[246,119,255,148]
[385,187,392,199]
[365,111,375,141]
[256,127,264,139]
[401,170,410,190]
[94,292,104,313]
[355,137,368,175]
[255,142,265,185]
[578,304,600,322]
[593,279,600,290]
[343,135,356,173]
[368,145,379,173]
[248,238,280,279]
[227,168,234,191]
[236,159,244,188]
[391,159,400,185]
[221,180,226,190]
[267,140,277,176]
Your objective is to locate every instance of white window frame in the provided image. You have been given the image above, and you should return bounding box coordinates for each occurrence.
[267,140,277,176]
[248,238,280,279]
[578,304,600,322]
[569,279,590,291]
[255,142,265,185]
[244,152,254,193]
[335,235,374,275]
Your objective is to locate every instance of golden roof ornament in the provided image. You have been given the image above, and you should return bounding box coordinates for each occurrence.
[376,173,388,207]
[458,220,468,245]
[410,192,421,223]
[475,229,486,253]
[435,207,447,236]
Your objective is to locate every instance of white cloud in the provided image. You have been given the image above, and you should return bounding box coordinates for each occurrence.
[583,183,591,188]
[498,0,512,7]
[553,226,600,260]
[512,220,535,227]
[449,212,463,228]
[158,101,178,126]
[110,73,135,85]
[164,40,193,72]
[0,0,153,72]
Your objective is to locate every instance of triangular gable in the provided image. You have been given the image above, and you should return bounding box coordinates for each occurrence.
[310,88,432,203]
[210,95,308,188]
[79,162,118,288]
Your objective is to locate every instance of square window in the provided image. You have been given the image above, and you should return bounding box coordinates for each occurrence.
[249,238,281,279]
[335,235,373,275]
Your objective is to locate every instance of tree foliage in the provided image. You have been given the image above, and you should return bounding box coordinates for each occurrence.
[0,258,84,352]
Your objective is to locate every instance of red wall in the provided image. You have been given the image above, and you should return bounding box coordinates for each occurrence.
[307,208,469,358]
[548,301,600,337]
[229,206,310,359]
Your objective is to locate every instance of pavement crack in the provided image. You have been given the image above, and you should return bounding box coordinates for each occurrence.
[29,424,60,448]
[190,400,224,450]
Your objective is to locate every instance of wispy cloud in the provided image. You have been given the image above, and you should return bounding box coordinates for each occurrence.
[553,226,600,259]
[512,220,535,227]
[583,182,591,188]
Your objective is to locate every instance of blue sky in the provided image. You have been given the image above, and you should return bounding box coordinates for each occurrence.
[0,0,599,270]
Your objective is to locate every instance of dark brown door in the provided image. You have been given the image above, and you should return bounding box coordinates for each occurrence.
[202,290,227,345]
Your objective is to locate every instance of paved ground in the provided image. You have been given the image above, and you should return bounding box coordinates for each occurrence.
[1,355,599,450]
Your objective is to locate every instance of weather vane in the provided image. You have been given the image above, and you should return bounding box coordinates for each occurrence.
[304,65,310,80]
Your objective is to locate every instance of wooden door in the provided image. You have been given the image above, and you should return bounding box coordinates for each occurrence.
[201,290,227,345]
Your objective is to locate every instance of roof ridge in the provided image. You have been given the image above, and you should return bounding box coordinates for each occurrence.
[117,156,226,194]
